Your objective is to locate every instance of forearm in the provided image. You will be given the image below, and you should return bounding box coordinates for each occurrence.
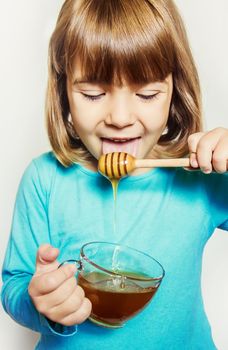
[2,274,49,333]
[1,274,77,336]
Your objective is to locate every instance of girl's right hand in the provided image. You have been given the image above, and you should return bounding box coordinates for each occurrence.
[28,244,92,326]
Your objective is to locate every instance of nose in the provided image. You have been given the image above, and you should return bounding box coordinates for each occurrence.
[105,97,135,128]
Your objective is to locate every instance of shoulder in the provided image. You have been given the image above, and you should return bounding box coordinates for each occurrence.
[31,151,59,173]
[174,167,228,189]
[203,172,228,230]
[22,152,58,181]
[19,152,63,199]
[174,168,228,229]
[171,168,228,208]
[21,152,80,195]
[201,171,228,204]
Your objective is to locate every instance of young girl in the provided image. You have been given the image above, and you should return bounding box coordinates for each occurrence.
[1,0,228,349]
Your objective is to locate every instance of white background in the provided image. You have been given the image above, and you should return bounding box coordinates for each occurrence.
[0,1,227,349]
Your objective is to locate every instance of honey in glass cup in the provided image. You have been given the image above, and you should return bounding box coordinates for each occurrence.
[60,241,165,328]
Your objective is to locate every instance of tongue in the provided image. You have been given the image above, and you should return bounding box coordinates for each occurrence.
[102,138,140,157]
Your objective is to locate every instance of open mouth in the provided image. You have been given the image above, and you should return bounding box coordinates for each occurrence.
[101,137,141,157]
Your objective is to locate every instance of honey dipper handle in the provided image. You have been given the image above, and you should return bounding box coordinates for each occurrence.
[135,158,190,168]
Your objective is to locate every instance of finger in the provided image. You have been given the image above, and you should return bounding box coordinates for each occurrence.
[59,298,92,326]
[36,279,83,311]
[46,287,85,321]
[31,264,77,296]
[189,152,198,169]
[188,132,205,168]
[196,130,224,173]
[212,138,228,173]
[188,132,205,153]
[36,244,60,274]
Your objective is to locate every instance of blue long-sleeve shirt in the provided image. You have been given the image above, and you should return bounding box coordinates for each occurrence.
[1,152,228,349]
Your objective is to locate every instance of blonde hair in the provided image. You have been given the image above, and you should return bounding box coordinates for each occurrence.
[46,0,202,167]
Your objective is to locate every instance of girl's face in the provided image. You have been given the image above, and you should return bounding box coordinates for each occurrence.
[67,62,173,173]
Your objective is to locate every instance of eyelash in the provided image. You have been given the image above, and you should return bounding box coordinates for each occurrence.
[81,92,159,101]
[136,93,159,101]
[81,93,105,101]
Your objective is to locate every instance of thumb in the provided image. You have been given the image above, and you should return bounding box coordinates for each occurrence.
[35,244,59,274]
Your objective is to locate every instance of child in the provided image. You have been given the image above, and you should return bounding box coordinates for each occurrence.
[1,0,228,349]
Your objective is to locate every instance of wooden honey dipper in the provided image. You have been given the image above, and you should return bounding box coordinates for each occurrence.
[98,152,190,179]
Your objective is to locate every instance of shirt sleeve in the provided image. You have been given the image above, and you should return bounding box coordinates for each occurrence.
[1,157,77,337]
[204,172,228,231]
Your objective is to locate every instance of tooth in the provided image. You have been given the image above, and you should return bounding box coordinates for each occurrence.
[108,138,132,142]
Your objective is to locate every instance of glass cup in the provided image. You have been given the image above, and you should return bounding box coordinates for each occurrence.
[59,241,165,328]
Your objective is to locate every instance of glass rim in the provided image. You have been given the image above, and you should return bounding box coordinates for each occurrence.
[80,241,165,282]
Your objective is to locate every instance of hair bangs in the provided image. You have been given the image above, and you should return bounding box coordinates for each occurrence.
[65,0,175,85]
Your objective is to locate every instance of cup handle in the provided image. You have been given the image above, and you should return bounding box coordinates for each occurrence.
[58,259,82,271]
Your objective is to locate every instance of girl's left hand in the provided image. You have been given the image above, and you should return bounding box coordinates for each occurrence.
[188,127,228,174]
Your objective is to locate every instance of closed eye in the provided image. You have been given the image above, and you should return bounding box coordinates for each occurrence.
[136,93,159,101]
[81,93,105,101]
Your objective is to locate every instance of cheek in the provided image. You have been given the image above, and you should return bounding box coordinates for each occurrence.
[68,101,88,134]
[69,95,85,118]
[69,97,101,131]
[142,100,170,131]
